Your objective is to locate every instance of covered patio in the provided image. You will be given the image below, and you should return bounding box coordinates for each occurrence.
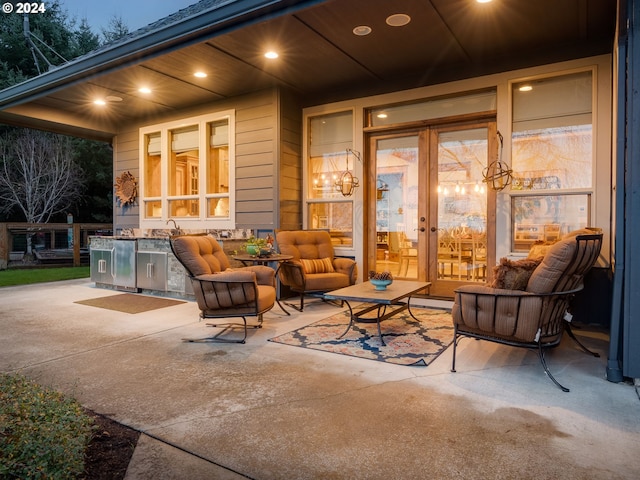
[1,278,638,478]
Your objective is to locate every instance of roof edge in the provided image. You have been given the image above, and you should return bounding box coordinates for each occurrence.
[0,0,323,110]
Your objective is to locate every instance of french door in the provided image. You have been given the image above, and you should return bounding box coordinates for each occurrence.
[368,121,496,297]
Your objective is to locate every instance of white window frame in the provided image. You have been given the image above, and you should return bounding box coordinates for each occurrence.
[139,110,236,230]
[303,108,357,254]
[507,67,597,252]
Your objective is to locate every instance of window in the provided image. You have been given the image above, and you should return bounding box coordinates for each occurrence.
[512,194,591,250]
[306,110,354,247]
[139,111,234,228]
[367,90,496,127]
[510,71,593,251]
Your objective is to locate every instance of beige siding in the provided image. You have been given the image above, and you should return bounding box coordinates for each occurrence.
[113,131,141,231]
[278,89,303,230]
[112,87,303,232]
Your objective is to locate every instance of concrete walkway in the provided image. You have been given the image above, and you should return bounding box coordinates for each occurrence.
[1,279,639,479]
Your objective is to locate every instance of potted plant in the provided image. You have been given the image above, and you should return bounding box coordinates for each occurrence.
[244,236,271,256]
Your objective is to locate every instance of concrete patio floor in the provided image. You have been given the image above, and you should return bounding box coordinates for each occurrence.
[1,278,639,479]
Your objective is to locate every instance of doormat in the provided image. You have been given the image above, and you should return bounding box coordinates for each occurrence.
[269,306,453,366]
[74,293,186,314]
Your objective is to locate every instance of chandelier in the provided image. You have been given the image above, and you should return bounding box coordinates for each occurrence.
[335,148,361,197]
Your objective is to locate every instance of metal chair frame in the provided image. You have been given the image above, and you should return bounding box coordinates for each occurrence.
[451,233,602,392]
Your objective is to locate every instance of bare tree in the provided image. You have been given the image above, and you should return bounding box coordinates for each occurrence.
[0,129,85,252]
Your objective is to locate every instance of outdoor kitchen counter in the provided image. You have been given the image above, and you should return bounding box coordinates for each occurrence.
[88,235,251,299]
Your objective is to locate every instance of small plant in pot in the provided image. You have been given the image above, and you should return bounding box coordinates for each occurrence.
[369,270,393,290]
[244,235,273,257]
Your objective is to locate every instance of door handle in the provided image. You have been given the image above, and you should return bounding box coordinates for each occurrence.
[430,227,437,232]
[414,227,426,232]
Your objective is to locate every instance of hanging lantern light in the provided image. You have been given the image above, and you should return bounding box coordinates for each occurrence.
[482,131,512,191]
[335,148,361,197]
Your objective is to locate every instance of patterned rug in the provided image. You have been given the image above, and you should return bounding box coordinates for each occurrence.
[269,305,453,366]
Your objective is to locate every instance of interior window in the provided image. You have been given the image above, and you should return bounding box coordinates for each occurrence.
[511,71,593,251]
[307,110,354,247]
[139,111,234,228]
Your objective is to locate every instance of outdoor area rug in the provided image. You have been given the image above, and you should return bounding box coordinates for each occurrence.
[74,293,185,314]
[268,306,453,366]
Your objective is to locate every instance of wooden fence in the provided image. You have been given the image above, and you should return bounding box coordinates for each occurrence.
[0,222,112,268]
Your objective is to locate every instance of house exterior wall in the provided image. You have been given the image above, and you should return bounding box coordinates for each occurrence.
[303,55,613,269]
[278,89,303,231]
[111,87,302,233]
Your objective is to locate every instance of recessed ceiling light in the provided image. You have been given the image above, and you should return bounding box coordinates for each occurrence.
[93,99,106,106]
[386,14,411,27]
[477,0,493,3]
[265,51,279,59]
[519,85,533,92]
[194,71,207,78]
[353,25,372,36]
[138,87,152,94]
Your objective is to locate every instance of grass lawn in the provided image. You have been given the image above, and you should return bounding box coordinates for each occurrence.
[0,266,90,287]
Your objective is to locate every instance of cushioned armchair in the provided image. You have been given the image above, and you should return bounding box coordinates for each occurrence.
[170,235,276,343]
[276,230,357,311]
[451,230,603,392]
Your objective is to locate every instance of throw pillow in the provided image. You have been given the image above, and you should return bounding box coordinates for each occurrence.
[491,257,542,290]
[528,240,554,261]
[300,257,335,274]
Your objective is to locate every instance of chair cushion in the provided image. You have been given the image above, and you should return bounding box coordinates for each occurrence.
[527,241,554,260]
[300,257,335,274]
[276,230,335,261]
[453,285,543,341]
[526,235,577,293]
[491,257,541,290]
[256,284,277,313]
[304,272,351,292]
[172,235,230,276]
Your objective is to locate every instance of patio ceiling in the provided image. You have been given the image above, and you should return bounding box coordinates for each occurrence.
[0,0,616,141]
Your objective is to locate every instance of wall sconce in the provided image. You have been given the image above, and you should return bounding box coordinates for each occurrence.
[335,148,361,197]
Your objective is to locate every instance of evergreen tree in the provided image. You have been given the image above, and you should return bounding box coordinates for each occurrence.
[73,18,100,55]
[101,15,130,43]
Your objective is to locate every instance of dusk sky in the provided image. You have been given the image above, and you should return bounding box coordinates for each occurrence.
[59,0,198,33]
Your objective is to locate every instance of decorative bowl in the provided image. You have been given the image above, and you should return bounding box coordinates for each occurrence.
[370,278,393,291]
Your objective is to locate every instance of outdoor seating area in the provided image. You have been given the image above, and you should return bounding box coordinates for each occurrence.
[168,227,605,393]
[2,0,640,476]
[0,276,637,479]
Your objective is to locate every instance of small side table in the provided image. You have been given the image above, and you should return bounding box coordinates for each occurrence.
[232,253,294,315]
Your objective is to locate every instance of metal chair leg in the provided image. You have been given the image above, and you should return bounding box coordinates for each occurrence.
[182,316,263,344]
[564,322,601,357]
[537,344,570,392]
[451,326,459,372]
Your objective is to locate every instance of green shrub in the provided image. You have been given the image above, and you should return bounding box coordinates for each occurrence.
[0,373,96,479]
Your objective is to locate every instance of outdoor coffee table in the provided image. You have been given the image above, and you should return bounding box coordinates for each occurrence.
[323,280,431,346]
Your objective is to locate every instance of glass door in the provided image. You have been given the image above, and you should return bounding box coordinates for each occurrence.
[368,122,496,298]
[369,133,424,280]
[428,123,496,297]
